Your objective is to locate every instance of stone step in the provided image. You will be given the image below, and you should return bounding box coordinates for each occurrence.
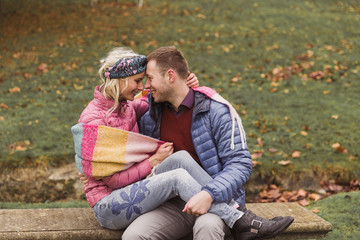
[0,202,332,239]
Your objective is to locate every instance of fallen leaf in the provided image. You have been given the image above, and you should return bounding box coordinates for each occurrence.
[37,63,48,74]
[331,115,339,119]
[325,45,333,51]
[300,131,308,136]
[9,87,21,93]
[196,13,206,19]
[1,103,9,109]
[269,148,278,153]
[260,126,267,134]
[251,150,264,159]
[145,40,157,47]
[6,140,32,152]
[223,47,230,53]
[291,151,301,158]
[298,198,310,206]
[331,143,340,148]
[73,84,84,90]
[311,208,320,213]
[282,191,297,201]
[0,116,5,121]
[268,188,282,199]
[297,189,308,198]
[278,160,292,166]
[309,193,322,201]
[259,190,269,199]
[15,146,27,151]
[328,183,343,192]
[331,143,348,153]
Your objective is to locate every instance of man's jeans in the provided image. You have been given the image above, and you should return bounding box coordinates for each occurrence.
[93,151,243,230]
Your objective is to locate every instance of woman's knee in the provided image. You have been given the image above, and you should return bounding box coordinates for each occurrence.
[156,151,195,174]
[170,150,195,166]
[174,150,192,160]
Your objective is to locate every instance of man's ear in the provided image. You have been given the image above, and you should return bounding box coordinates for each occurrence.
[166,69,176,83]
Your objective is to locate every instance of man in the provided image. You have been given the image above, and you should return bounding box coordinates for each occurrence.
[122,46,293,240]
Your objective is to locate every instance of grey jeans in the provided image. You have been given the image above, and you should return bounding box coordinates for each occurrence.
[122,197,231,240]
[93,151,242,230]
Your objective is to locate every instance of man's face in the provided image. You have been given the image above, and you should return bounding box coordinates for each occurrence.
[145,60,171,103]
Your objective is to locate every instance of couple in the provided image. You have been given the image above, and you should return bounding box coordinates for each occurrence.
[72,46,293,240]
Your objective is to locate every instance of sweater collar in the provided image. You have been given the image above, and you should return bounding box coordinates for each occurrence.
[148,90,210,120]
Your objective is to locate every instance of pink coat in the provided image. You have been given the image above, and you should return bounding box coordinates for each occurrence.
[78,86,151,207]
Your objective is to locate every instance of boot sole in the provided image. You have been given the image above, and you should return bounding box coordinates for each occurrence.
[264,216,294,239]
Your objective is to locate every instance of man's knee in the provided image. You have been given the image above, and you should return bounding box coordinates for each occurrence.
[122,227,149,240]
[193,213,227,240]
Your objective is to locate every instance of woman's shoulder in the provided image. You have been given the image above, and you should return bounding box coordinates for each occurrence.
[78,100,105,124]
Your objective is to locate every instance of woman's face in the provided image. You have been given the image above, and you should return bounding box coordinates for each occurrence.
[119,72,145,101]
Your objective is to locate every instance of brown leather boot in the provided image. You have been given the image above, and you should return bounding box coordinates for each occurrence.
[231,208,294,240]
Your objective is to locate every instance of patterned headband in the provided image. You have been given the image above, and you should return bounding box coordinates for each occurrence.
[104,55,147,79]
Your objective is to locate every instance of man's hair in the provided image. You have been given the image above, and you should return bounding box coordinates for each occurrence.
[147,46,189,79]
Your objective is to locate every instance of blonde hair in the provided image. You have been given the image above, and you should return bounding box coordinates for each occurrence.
[98,47,141,118]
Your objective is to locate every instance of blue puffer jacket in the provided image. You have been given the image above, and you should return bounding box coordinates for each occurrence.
[139,90,252,205]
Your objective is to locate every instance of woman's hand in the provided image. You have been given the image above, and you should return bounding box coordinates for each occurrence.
[186,72,199,88]
[78,172,90,186]
[148,142,174,167]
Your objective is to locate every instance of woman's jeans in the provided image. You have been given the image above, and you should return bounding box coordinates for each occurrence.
[93,150,243,230]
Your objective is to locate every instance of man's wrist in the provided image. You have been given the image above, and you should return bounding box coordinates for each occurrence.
[201,190,213,203]
[201,187,215,201]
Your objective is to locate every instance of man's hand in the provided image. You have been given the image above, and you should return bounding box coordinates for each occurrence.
[182,190,213,216]
[186,72,199,88]
[148,142,174,167]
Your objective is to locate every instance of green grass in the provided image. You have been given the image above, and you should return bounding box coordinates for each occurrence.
[307,191,360,239]
[0,0,359,183]
[0,200,89,209]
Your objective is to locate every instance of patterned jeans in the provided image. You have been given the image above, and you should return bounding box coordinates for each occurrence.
[93,150,243,230]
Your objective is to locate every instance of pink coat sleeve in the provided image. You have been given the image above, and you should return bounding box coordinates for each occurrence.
[102,159,152,189]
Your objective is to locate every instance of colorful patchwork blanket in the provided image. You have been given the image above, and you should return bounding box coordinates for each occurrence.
[71,123,164,180]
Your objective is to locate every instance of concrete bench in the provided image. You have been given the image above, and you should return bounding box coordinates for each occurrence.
[0,202,332,239]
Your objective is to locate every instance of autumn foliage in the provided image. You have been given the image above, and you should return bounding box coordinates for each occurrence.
[253,178,360,206]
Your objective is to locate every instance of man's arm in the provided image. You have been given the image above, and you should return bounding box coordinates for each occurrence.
[202,102,252,203]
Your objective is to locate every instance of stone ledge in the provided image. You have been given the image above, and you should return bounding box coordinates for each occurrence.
[0,202,332,239]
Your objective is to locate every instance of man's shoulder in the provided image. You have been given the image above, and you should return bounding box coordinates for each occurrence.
[208,99,230,116]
